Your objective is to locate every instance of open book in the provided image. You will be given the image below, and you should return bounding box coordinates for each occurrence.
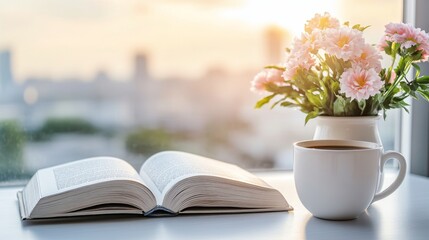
[18,151,292,220]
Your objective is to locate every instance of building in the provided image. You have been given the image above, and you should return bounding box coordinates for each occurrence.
[0,50,13,88]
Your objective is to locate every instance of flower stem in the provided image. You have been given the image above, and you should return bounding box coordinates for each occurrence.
[383,57,411,101]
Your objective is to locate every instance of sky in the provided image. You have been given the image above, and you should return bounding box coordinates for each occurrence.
[0,0,402,81]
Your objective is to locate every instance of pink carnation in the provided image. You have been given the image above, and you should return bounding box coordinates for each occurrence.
[352,44,382,72]
[251,68,285,93]
[319,27,366,61]
[282,35,316,80]
[283,56,315,80]
[384,23,417,46]
[378,36,389,51]
[339,67,384,101]
[380,22,429,61]
[305,12,340,33]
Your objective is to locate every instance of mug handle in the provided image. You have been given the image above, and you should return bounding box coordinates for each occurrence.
[372,151,407,203]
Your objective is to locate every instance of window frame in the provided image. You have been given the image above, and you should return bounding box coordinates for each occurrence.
[402,0,429,177]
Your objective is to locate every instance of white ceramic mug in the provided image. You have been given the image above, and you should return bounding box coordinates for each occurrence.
[293,139,406,220]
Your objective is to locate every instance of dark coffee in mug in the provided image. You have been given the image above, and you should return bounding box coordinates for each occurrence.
[309,146,370,150]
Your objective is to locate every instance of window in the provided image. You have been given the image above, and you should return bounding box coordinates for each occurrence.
[0,0,403,183]
[407,0,429,177]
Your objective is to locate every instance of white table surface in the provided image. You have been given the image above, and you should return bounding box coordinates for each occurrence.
[1,171,428,240]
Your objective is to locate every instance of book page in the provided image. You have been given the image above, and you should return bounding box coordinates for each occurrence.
[140,151,271,197]
[38,157,145,197]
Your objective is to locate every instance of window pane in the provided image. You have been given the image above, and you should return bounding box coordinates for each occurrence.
[0,0,402,182]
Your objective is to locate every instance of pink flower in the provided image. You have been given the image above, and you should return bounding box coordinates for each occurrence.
[380,22,429,61]
[282,35,315,80]
[377,36,389,51]
[251,68,285,93]
[352,44,382,72]
[292,33,314,52]
[388,70,397,84]
[283,55,315,80]
[305,12,340,33]
[384,23,417,46]
[282,58,301,80]
[414,29,429,61]
[319,27,366,61]
[339,67,384,101]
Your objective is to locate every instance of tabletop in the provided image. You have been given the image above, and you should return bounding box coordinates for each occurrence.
[1,171,428,240]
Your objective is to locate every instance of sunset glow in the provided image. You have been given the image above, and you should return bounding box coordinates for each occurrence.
[220,0,338,36]
[0,0,401,81]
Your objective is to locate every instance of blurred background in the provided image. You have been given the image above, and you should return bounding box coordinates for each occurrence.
[0,0,402,182]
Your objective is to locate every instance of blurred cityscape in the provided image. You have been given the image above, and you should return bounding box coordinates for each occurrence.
[0,26,323,181]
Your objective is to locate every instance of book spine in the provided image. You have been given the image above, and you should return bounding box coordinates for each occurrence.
[144,205,177,217]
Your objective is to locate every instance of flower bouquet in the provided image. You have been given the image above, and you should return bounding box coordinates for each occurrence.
[251,13,429,123]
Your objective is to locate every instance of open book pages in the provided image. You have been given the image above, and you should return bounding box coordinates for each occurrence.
[19,157,156,219]
[18,151,292,220]
[140,151,291,213]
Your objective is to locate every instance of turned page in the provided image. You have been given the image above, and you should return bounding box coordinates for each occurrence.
[139,151,272,205]
[29,157,146,201]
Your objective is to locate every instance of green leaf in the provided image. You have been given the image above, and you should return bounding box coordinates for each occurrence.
[330,80,340,93]
[417,89,429,102]
[352,24,370,31]
[333,96,346,115]
[411,51,423,61]
[384,43,392,55]
[255,94,276,109]
[393,93,409,102]
[305,110,320,125]
[264,65,286,71]
[410,81,419,91]
[368,95,381,115]
[270,97,287,109]
[400,82,411,93]
[417,75,429,84]
[305,91,323,108]
[412,63,421,79]
[318,80,329,105]
[280,101,297,108]
[389,100,410,109]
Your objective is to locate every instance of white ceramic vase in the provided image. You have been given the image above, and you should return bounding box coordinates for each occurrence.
[313,116,382,146]
[313,115,384,192]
